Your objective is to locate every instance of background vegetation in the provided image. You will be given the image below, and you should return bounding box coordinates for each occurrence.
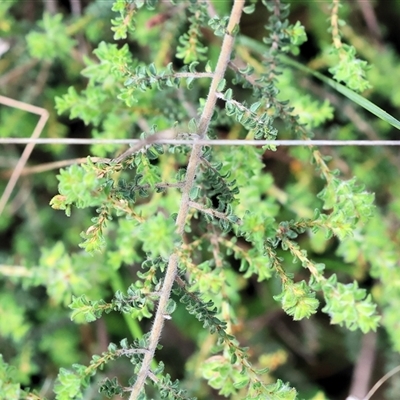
[1,0,400,399]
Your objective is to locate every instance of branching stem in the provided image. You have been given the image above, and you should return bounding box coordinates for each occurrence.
[128,2,245,398]
[189,200,242,225]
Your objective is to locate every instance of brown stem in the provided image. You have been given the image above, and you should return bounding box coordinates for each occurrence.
[128,2,245,398]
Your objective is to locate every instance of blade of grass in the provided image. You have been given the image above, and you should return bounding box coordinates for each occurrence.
[237,35,400,131]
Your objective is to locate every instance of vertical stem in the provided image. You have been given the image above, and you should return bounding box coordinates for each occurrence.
[331,0,343,51]
[175,0,244,232]
[128,1,245,398]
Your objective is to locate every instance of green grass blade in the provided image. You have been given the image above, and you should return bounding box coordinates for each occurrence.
[238,35,400,131]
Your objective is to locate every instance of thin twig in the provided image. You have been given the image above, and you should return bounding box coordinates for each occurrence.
[356,0,382,43]
[348,332,377,400]
[331,0,343,52]
[0,95,49,216]
[362,364,400,400]
[111,129,177,164]
[0,265,34,278]
[70,0,82,17]
[43,0,57,15]
[7,178,33,217]
[1,157,110,178]
[128,2,245,398]
[188,200,242,224]
[0,59,39,88]
[28,60,52,100]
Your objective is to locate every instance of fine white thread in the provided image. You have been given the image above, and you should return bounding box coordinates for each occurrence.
[1,138,400,146]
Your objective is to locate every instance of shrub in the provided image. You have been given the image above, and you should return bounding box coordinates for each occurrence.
[1,1,400,399]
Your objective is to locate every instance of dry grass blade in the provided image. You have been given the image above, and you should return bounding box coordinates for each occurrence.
[0,95,49,216]
[363,365,400,400]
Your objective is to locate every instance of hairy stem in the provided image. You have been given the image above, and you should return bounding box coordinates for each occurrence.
[331,0,343,51]
[128,1,244,398]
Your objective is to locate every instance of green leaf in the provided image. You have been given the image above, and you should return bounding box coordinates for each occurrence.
[54,368,83,399]
[188,118,198,133]
[283,56,400,131]
[274,281,319,320]
[165,299,176,315]
[217,79,226,92]
[243,5,255,14]
[238,35,400,131]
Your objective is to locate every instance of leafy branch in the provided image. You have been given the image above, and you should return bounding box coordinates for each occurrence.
[4,0,399,399]
[128,2,245,398]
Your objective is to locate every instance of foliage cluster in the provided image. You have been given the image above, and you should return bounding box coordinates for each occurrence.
[2,1,400,399]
